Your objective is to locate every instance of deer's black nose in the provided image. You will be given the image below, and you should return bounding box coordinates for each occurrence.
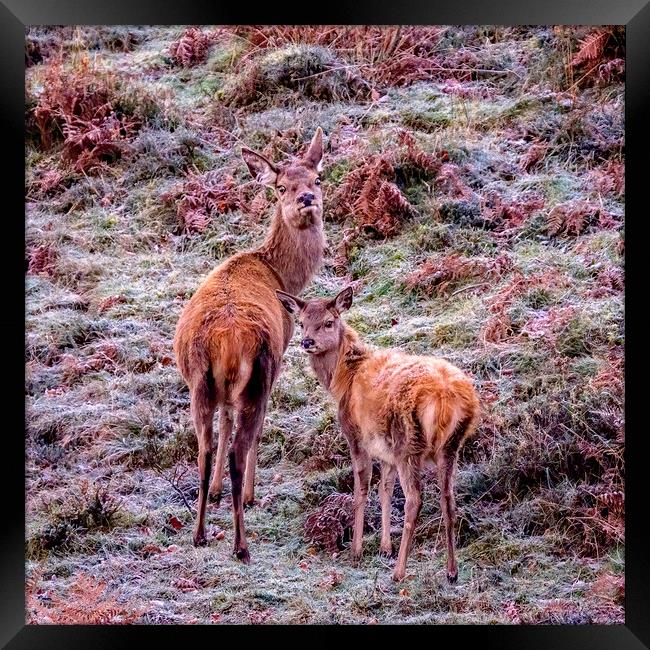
[301,338,315,349]
[297,192,315,207]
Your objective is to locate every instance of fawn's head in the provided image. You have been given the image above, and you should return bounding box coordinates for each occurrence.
[276,286,353,355]
[242,127,324,230]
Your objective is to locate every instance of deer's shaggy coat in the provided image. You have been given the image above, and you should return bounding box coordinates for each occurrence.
[277,287,480,581]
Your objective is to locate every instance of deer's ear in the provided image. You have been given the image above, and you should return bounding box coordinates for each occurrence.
[241,148,278,186]
[304,127,324,173]
[333,286,353,313]
[276,290,305,314]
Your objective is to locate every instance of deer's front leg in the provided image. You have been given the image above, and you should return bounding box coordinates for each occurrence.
[350,448,372,563]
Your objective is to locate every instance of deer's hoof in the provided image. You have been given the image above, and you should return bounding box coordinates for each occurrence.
[392,568,405,582]
[379,544,394,559]
[234,547,251,564]
[447,571,458,584]
[209,491,222,507]
[193,531,208,547]
[243,498,257,509]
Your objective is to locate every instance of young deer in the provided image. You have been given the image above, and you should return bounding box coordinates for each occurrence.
[173,128,326,562]
[276,287,480,582]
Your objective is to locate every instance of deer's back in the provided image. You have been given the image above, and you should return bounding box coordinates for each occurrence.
[342,349,479,463]
[173,251,292,387]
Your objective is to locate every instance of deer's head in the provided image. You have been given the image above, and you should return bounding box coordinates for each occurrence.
[276,286,353,355]
[242,127,324,230]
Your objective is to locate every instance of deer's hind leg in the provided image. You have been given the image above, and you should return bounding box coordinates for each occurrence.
[435,415,472,584]
[190,375,217,547]
[393,457,423,582]
[242,423,261,509]
[243,356,282,507]
[230,345,276,563]
[435,447,459,583]
[379,461,397,557]
[209,406,233,505]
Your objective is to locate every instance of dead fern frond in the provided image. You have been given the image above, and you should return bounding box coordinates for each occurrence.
[571,29,611,68]
[547,200,601,236]
[329,133,442,237]
[27,244,58,276]
[27,572,146,624]
[519,306,576,344]
[61,113,136,173]
[28,54,148,172]
[480,272,548,344]
[435,163,474,199]
[597,58,625,84]
[482,191,545,229]
[395,129,442,177]
[569,26,625,87]
[331,155,411,238]
[169,28,214,67]
[586,160,624,198]
[519,140,548,172]
[331,228,358,276]
[356,178,415,238]
[304,493,354,553]
[165,170,255,234]
[405,253,513,296]
[59,342,121,385]
[27,168,67,199]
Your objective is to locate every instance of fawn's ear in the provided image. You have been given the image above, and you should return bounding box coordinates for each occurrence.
[241,148,278,186]
[303,127,324,173]
[276,290,305,314]
[332,286,353,313]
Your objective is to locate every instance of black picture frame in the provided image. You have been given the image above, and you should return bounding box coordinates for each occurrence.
[3,1,647,646]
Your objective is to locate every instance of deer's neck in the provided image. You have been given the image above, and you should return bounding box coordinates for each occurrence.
[310,325,367,400]
[310,348,339,393]
[256,205,325,295]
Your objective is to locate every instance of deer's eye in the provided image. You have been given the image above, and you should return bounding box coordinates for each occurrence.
[278,185,286,194]
[315,178,321,186]
[325,320,334,328]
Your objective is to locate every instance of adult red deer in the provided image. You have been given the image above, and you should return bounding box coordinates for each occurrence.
[276,286,480,581]
[173,128,326,562]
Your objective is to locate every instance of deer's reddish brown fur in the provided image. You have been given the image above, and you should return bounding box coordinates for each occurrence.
[173,128,326,562]
[277,287,480,581]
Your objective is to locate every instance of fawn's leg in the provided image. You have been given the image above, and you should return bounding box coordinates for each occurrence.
[436,448,459,583]
[350,450,372,562]
[379,461,397,557]
[209,406,233,505]
[190,382,216,547]
[435,413,473,583]
[393,458,422,581]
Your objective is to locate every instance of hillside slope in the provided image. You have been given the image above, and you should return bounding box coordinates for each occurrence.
[25,25,624,624]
